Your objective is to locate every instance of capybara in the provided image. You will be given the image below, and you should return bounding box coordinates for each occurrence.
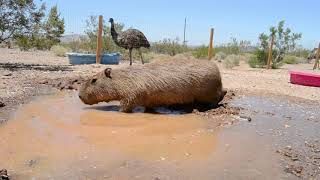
[79,59,226,112]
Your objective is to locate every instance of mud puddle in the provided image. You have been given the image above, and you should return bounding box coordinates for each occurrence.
[0,92,319,179]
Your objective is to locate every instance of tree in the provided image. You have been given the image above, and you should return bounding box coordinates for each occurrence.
[44,5,65,47]
[16,3,47,50]
[0,0,45,44]
[258,20,302,68]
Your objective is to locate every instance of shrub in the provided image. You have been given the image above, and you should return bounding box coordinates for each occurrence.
[240,53,254,62]
[214,52,227,61]
[283,56,298,64]
[289,47,310,58]
[16,36,32,51]
[248,56,266,68]
[192,46,208,59]
[150,38,189,56]
[51,45,69,57]
[223,55,240,69]
[271,61,284,69]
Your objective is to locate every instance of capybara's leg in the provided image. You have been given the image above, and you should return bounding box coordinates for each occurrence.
[145,107,156,113]
[120,98,135,113]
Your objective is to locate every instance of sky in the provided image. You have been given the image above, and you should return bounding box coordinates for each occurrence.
[39,0,320,49]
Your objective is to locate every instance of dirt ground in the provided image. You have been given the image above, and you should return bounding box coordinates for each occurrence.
[0,48,320,179]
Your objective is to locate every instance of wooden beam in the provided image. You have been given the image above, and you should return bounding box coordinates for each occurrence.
[313,42,320,70]
[208,28,214,60]
[96,15,103,64]
[267,35,275,69]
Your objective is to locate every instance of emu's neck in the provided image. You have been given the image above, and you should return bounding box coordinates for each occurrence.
[110,22,118,41]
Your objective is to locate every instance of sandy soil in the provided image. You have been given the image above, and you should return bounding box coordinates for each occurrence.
[220,61,320,102]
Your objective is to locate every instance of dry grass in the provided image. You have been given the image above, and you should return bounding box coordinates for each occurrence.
[223,55,240,69]
[51,45,70,57]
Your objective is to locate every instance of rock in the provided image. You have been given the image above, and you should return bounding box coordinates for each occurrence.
[0,101,5,108]
[240,115,252,122]
[285,165,303,177]
[39,80,49,84]
[3,73,12,77]
[0,169,9,180]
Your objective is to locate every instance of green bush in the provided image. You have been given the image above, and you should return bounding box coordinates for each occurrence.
[16,36,32,51]
[223,55,240,69]
[248,49,284,68]
[192,46,208,59]
[283,56,298,64]
[248,56,265,68]
[271,61,284,69]
[51,45,69,57]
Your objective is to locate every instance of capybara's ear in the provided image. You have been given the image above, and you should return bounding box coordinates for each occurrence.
[105,68,112,78]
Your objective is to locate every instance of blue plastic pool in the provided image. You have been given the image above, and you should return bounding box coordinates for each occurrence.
[67,53,121,65]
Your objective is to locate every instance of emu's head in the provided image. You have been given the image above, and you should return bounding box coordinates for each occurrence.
[108,18,114,23]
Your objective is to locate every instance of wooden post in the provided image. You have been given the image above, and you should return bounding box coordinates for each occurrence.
[208,28,214,60]
[96,15,103,64]
[267,35,274,69]
[313,42,320,70]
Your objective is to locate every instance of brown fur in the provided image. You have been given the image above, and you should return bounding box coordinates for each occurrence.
[79,59,226,112]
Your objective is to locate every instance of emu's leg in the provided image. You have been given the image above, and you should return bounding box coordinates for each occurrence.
[129,48,133,66]
[139,49,144,64]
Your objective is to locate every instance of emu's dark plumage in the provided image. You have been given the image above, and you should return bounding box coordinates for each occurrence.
[109,18,150,65]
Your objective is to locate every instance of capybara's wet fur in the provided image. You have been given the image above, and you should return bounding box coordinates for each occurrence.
[79,59,226,112]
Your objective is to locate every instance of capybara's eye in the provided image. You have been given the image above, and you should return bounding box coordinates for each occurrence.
[91,78,97,84]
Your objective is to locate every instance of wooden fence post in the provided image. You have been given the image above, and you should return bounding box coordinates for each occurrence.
[313,42,320,70]
[208,28,214,60]
[267,35,275,69]
[96,15,103,64]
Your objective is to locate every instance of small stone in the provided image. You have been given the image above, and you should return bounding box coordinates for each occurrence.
[0,169,9,180]
[39,80,49,84]
[3,73,12,76]
[285,165,303,177]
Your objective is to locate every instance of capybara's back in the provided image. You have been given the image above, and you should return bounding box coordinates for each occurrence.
[79,59,226,112]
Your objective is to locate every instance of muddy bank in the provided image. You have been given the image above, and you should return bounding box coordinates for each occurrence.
[233,95,320,179]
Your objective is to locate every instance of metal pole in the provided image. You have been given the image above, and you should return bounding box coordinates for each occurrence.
[183,17,187,46]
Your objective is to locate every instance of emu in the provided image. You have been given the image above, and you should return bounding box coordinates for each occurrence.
[109,18,150,65]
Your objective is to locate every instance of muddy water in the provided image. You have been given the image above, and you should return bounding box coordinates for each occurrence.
[1,92,318,179]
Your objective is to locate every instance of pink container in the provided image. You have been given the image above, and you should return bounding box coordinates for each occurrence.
[290,71,320,87]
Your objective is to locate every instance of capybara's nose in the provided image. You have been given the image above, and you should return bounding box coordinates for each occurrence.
[79,95,82,100]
